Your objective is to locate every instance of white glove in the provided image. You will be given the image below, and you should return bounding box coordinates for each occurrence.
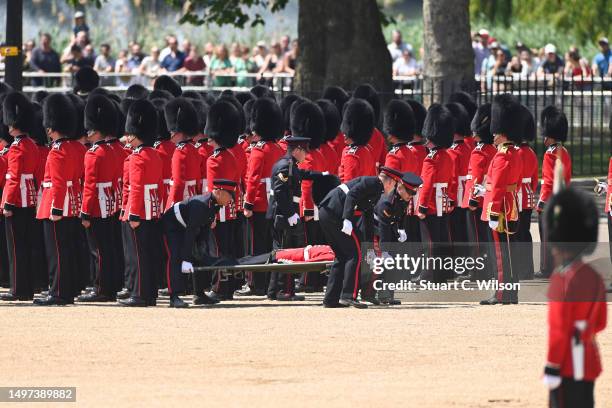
[542,374,561,390]
[287,213,300,226]
[397,229,407,242]
[341,219,353,236]
[488,220,499,230]
[595,181,607,195]
[381,251,392,260]
[473,184,486,198]
[181,261,194,274]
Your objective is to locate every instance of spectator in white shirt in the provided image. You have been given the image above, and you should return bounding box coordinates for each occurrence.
[139,47,161,78]
[392,49,419,76]
[388,30,413,62]
[94,43,115,86]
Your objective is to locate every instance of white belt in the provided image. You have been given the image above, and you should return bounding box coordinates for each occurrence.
[466,175,473,180]
[338,184,349,194]
[42,180,73,188]
[173,203,186,228]
[521,178,532,183]
[163,179,172,185]
[293,196,300,204]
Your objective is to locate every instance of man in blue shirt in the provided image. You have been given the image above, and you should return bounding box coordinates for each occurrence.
[160,37,185,72]
[592,37,611,77]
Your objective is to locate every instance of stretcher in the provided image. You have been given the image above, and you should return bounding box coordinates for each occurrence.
[193,261,332,274]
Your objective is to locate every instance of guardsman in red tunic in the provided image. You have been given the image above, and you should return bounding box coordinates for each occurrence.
[34,94,82,306]
[536,106,572,279]
[479,94,523,305]
[0,125,13,288]
[446,102,472,260]
[119,99,164,307]
[416,104,455,283]
[405,100,429,176]
[151,98,175,198]
[514,105,539,280]
[322,86,350,159]
[0,92,39,301]
[353,84,388,169]
[542,189,606,408]
[316,99,341,175]
[338,99,377,182]
[238,97,285,296]
[464,103,497,280]
[204,100,243,301]
[189,98,213,193]
[449,91,478,151]
[78,94,119,302]
[294,101,327,291]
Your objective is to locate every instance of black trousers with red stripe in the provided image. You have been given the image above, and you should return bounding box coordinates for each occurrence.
[125,220,161,302]
[5,207,36,297]
[549,378,594,408]
[538,212,553,277]
[31,218,48,291]
[268,221,304,298]
[300,219,325,289]
[121,221,135,291]
[161,214,187,296]
[491,229,518,303]
[449,207,469,258]
[419,214,450,283]
[466,208,495,280]
[85,217,117,298]
[111,213,125,292]
[246,212,272,293]
[211,221,237,298]
[0,215,10,287]
[44,217,79,301]
[319,207,362,303]
[513,210,535,280]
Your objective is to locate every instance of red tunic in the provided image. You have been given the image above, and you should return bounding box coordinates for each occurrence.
[417,148,454,217]
[606,156,612,214]
[154,139,175,196]
[464,135,476,151]
[35,145,49,191]
[165,141,201,210]
[1,136,39,210]
[230,143,247,214]
[319,142,339,175]
[481,142,522,226]
[538,143,572,210]
[547,260,607,381]
[37,138,83,219]
[462,142,496,209]
[80,141,117,219]
[384,143,418,174]
[194,138,214,193]
[447,139,471,206]
[207,147,240,222]
[278,135,289,153]
[366,127,387,170]
[275,245,335,263]
[338,145,376,183]
[517,143,539,212]
[243,140,284,213]
[125,146,164,222]
[107,139,130,215]
[299,148,327,218]
[0,147,8,191]
[407,141,428,176]
[329,131,346,159]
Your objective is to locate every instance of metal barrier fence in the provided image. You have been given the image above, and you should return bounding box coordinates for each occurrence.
[2,70,610,176]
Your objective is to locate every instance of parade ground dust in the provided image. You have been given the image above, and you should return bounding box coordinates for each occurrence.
[1,294,611,407]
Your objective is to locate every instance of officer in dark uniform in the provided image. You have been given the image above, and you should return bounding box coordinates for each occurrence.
[266,136,311,301]
[318,166,418,308]
[162,179,237,307]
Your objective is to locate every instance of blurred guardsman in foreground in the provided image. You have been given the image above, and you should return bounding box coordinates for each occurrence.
[542,188,606,408]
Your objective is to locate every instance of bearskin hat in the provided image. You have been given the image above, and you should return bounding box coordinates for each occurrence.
[43,93,77,138]
[148,89,174,101]
[73,66,99,95]
[291,100,325,149]
[490,94,523,143]
[383,99,415,142]
[31,90,49,105]
[341,98,374,146]
[218,94,246,135]
[449,91,477,119]
[125,84,149,100]
[243,99,256,134]
[190,98,209,134]
[236,91,255,106]
[29,103,48,146]
[181,90,203,101]
[445,102,471,136]
[422,103,454,148]
[153,75,182,97]
[110,99,125,139]
[316,99,341,143]
[280,94,302,133]
[250,97,283,141]
[353,83,380,124]
[540,105,568,142]
[85,94,118,136]
[164,97,199,137]
[2,92,34,133]
[200,91,217,107]
[125,99,158,143]
[67,93,86,139]
[471,103,493,144]
[205,99,241,148]
[520,104,536,142]
[406,99,427,136]
[251,84,274,99]
[150,98,170,140]
[322,86,349,117]
[545,188,598,255]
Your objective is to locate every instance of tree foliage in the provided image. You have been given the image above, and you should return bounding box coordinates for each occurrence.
[471,0,611,44]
